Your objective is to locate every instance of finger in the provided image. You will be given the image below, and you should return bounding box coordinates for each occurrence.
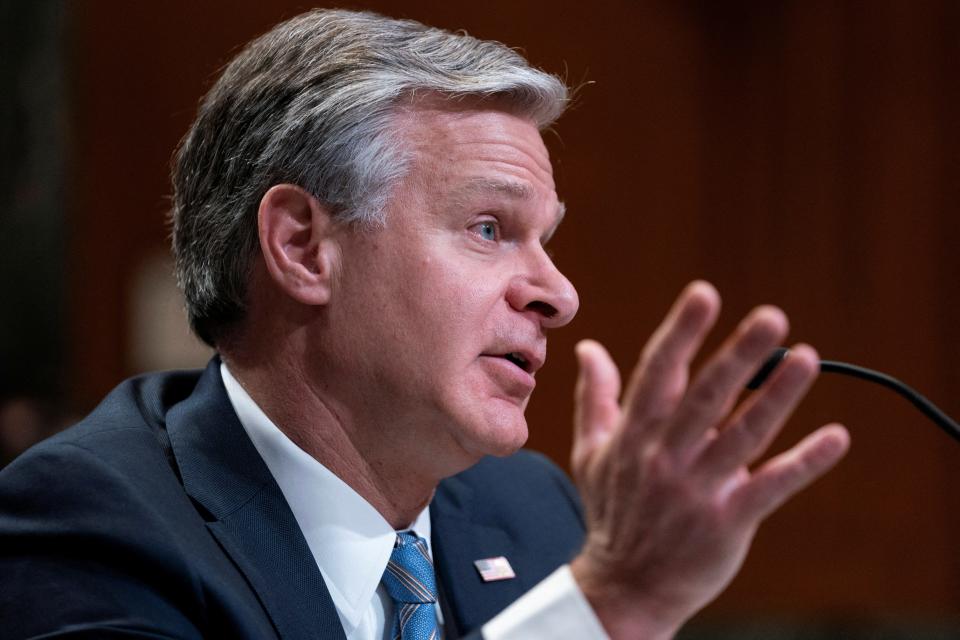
[695,344,819,477]
[573,340,622,465]
[732,424,850,522]
[622,281,721,438]
[663,306,789,452]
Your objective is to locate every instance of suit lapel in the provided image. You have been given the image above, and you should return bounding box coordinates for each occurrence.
[430,472,527,636]
[166,359,346,640]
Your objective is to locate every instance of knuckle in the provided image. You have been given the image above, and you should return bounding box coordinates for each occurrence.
[640,443,679,482]
[736,413,767,440]
[693,382,722,409]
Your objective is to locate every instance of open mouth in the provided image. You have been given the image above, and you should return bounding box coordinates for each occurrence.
[502,352,531,373]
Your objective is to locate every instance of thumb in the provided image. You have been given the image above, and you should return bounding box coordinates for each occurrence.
[573,339,622,464]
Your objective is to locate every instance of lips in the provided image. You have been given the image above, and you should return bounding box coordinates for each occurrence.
[504,352,530,372]
[482,346,545,375]
[478,339,546,399]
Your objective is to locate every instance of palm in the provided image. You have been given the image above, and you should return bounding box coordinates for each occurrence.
[569,282,849,639]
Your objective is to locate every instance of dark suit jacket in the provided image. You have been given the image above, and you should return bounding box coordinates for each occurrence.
[0,360,586,639]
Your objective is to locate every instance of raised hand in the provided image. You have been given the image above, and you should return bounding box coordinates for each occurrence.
[569,281,850,639]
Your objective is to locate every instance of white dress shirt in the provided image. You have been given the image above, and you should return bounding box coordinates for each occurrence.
[221,363,607,639]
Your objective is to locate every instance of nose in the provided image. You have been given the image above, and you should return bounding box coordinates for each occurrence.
[506,246,579,329]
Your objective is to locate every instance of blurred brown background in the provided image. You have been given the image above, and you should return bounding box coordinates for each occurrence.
[2,0,958,636]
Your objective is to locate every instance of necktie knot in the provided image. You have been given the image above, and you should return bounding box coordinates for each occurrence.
[382,532,438,605]
[382,532,440,640]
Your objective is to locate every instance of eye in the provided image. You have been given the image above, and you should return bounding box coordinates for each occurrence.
[470,220,500,242]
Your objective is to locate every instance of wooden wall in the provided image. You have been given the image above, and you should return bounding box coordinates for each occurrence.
[68,0,960,627]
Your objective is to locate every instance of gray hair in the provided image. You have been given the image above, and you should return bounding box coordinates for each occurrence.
[171,8,569,346]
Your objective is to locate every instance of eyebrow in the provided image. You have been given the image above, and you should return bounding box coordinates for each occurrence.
[451,177,567,238]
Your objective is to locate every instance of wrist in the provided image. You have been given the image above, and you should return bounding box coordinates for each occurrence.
[570,555,685,640]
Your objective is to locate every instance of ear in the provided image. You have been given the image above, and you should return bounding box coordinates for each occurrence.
[258,184,338,306]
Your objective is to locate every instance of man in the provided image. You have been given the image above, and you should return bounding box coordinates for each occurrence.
[0,9,849,639]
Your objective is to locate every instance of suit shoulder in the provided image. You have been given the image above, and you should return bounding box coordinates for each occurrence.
[0,412,199,539]
[7,368,204,471]
[61,367,204,442]
[0,367,208,549]
[444,449,584,527]
[0,372,216,637]
[0,433,211,637]
[462,449,576,495]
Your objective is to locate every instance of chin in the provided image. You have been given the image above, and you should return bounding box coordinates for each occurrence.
[483,435,527,458]
[466,405,530,458]
[436,417,527,480]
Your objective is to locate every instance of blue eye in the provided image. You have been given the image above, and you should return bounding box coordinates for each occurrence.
[474,221,498,241]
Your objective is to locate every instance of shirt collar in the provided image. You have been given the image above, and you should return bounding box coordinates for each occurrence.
[220,362,432,636]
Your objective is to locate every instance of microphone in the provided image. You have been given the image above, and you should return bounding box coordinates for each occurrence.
[747,348,960,444]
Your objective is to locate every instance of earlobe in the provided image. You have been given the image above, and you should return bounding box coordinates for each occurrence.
[258,184,337,306]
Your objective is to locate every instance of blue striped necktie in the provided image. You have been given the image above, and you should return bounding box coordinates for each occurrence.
[382,532,440,640]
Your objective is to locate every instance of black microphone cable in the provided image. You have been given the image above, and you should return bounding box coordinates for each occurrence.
[747,348,960,444]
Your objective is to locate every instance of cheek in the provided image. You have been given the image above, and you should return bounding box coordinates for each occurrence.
[404,256,501,329]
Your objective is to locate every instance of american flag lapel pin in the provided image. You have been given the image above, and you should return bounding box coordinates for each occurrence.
[473,556,516,582]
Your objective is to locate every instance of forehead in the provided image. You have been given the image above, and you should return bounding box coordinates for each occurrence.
[392,101,557,198]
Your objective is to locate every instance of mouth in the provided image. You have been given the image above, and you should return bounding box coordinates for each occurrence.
[503,352,531,373]
[485,347,544,376]
[478,347,543,397]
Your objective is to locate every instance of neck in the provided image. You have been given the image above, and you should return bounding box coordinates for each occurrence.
[221,345,438,529]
